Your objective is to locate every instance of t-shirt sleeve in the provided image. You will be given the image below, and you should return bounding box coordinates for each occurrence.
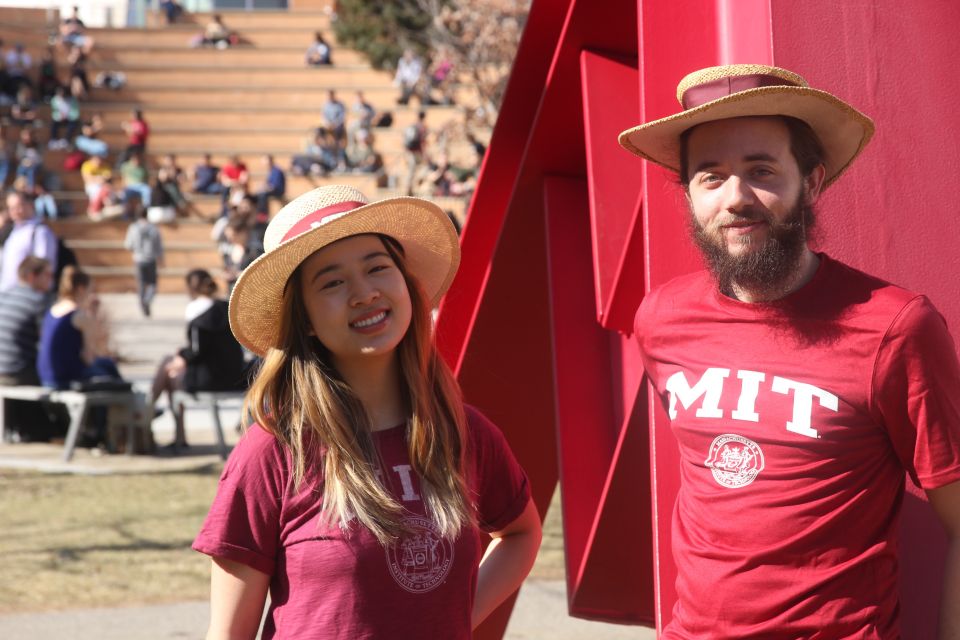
[872,295,960,489]
[464,405,531,533]
[192,425,288,575]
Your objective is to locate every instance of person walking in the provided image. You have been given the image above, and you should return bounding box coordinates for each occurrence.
[123,203,164,317]
[193,185,541,639]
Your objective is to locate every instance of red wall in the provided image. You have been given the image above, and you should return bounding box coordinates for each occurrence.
[771,3,960,637]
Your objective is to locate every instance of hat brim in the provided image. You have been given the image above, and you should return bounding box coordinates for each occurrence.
[228,197,460,356]
[618,86,874,187]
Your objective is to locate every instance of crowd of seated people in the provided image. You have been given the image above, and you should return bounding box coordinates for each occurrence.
[0,185,252,451]
[0,10,105,217]
[0,6,495,455]
[1,4,489,219]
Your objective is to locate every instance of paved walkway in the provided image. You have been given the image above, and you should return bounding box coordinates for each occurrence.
[0,294,654,639]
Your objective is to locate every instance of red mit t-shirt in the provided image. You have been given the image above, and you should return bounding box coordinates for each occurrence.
[635,254,960,640]
[193,404,529,640]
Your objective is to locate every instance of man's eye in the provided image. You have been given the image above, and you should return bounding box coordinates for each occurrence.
[699,173,722,185]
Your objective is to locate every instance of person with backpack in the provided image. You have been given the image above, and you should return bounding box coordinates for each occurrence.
[123,198,164,317]
[0,190,57,292]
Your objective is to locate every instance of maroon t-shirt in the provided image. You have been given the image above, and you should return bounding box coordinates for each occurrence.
[635,254,960,639]
[193,404,530,639]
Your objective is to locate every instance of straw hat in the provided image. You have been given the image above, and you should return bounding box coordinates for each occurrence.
[228,185,460,356]
[618,64,875,187]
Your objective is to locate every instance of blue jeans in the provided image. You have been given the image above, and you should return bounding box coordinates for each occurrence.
[16,162,40,190]
[75,136,108,157]
[124,184,152,207]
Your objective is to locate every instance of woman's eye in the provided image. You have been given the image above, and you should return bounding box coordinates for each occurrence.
[369,264,391,274]
[320,279,342,290]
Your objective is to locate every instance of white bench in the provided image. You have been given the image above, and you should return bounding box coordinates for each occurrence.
[0,385,148,462]
[170,390,246,460]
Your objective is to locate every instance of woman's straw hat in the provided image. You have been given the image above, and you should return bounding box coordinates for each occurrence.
[618,64,875,187]
[228,185,460,355]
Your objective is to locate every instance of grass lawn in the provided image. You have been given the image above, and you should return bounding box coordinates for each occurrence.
[0,466,221,613]
[0,466,566,613]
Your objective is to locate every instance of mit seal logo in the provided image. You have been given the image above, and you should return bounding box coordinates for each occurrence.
[386,516,454,594]
[704,434,765,488]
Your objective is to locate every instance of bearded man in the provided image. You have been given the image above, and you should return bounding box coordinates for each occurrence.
[619,65,960,639]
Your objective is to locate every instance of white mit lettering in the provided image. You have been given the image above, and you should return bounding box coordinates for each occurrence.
[665,367,838,438]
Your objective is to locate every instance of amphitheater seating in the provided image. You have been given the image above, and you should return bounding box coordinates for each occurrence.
[2,5,480,293]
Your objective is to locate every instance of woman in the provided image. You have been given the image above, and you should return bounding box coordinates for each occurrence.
[37,266,124,447]
[193,185,541,639]
[37,265,120,391]
[151,269,246,449]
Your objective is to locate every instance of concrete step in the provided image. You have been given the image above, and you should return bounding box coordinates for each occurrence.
[94,120,430,141]
[69,241,222,269]
[50,173,386,217]
[82,104,463,130]
[56,169,381,195]
[86,84,394,107]
[90,26,342,49]
[92,127,479,157]
[0,28,52,47]
[81,265,223,294]
[85,85,471,110]
[0,7,56,28]
[145,10,333,30]
[93,65,391,87]
[49,187,467,229]
[49,218,215,243]
[90,46,347,68]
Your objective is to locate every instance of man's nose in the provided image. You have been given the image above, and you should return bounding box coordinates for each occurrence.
[720,175,756,213]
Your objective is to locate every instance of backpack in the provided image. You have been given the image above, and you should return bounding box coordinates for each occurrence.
[27,222,76,292]
[54,237,77,289]
[63,150,86,171]
[403,124,423,152]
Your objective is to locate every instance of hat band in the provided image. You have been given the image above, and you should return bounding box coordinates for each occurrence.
[281,200,365,243]
[681,74,794,109]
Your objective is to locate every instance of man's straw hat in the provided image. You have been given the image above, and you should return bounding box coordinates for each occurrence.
[618,64,875,187]
[228,185,460,356]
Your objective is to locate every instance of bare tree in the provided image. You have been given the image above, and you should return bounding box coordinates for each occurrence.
[414,0,531,127]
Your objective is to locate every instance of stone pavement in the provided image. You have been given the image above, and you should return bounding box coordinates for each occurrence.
[0,293,655,639]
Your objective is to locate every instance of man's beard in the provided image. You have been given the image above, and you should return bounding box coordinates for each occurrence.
[689,197,814,300]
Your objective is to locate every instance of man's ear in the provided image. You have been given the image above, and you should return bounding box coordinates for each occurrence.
[804,164,826,204]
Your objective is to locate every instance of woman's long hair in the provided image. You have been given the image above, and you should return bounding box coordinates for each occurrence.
[243,235,471,544]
